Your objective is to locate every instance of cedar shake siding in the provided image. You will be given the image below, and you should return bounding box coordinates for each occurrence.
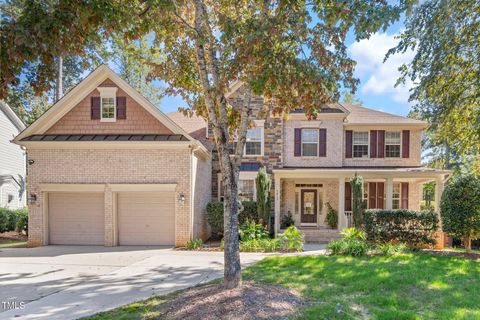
[46,79,173,135]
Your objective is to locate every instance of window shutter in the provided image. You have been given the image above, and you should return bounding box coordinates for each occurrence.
[402,130,410,158]
[345,130,353,158]
[370,130,377,158]
[345,182,352,211]
[294,128,302,156]
[377,182,384,209]
[368,182,377,209]
[377,130,385,158]
[116,97,126,119]
[401,182,409,209]
[91,97,100,120]
[319,128,327,157]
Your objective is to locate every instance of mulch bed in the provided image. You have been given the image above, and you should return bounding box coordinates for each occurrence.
[423,249,480,260]
[161,283,304,320]
[0,231,27,242]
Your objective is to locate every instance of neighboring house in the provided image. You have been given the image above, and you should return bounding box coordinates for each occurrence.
[0,101,26,209]
[13,65,211,247]
[14,65,449,247]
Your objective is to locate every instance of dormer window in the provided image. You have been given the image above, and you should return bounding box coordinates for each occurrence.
[97,87,118,122]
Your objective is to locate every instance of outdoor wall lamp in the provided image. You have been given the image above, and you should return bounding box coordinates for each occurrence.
[28,159,35,165]
[178,193,186,205]
[28,193,37,205]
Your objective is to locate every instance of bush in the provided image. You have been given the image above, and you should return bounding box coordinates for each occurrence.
[324,202,338,229]
[278,226,304,252]
[240,238,280,252]
[364,209,439,246]
[375,242,408,256]
[441,174,480,251]
[16,208,28,235]
[280,210,295,229]
[0,209,8,233]
[206,201,258,238]
[240,220,269,241]
[327,227,368,256]
[185,238,204,250]
[0,208,27,233]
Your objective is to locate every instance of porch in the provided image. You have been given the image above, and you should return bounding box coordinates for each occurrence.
[273,167,450,241]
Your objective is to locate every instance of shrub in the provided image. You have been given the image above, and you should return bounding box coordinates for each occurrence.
[206,201,258,238]
[15,209,28,235]
[240,220,269,241]
[185,239,204,250]
[280,210,295,229]
[0,209,8,233]
[375,242,408,256]
[255,167,271,226]
[327,227,368,256]
[324,202,338,229]
[364,209,439,246]
[351,173,365,228]
[240,238,280,252]
[278,226,304,252]
[0,208,27,233]
[441,174,480,252]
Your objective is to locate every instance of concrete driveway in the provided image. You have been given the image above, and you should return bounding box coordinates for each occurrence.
[0,246,272,320]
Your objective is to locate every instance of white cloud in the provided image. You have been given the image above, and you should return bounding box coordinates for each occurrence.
[348,32,415,103]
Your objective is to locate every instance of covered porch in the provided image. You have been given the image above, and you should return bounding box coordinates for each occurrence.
[273,167,450,242]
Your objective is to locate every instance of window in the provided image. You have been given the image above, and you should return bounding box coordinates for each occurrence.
[98,87,117,122]
[101,97,115,120]
[385,131,401,158]
[238,179,255,201]
[363,182,369,208]
[302,129,318,157]
[353,131,369,158]
[245,127,263,156]
[392,183,401,209]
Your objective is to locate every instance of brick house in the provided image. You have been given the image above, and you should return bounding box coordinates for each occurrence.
[15,65,449,247]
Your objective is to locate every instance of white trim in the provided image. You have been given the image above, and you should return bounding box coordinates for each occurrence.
[18,141,193,150]
[98,87,118,122]
[0,101,25,131]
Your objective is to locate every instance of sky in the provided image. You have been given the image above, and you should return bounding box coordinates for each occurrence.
[158,15,415,117]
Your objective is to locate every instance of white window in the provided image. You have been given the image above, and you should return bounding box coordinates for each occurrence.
[353,132,369,158]
[302,129,318,157]
[238,179,255,201]
[385,131,401,158]
[392,183,401,209]
[98,87,117,122]
[245,127,263,156]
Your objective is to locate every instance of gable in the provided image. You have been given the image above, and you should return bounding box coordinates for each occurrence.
[46,78,173,135]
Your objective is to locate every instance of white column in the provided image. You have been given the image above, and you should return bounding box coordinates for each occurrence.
[386,178,393,210]
[274,176,281,236]
[338,177,346,230]
[434,176,444,227]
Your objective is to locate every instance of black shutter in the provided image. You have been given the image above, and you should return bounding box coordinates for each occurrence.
[116,97,127,119]
[91,97,100,120]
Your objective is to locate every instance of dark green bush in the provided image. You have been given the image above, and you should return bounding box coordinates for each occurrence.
[280,210,295,229]
[324,202,338,229]
[15,208,28,235]
[0,209,8,233]
[0,208,28,233]
[206,201,258,238]
[239,220,269,241]
[185,238,204,250]
[278,226,304,252]
[327,228,368,256]
[364,209,439,246]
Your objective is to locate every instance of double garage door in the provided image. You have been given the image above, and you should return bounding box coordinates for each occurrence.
[48,191,175,245]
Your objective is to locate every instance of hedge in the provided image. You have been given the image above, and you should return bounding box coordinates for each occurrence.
[364,209,439,246]
[206,201,258,237]
[0,208,28,234]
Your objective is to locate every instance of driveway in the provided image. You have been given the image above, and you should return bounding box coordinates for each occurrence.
[0,245,325,319]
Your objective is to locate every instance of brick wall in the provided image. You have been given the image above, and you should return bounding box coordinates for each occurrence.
[46,79,172,135]
[27,148,195,247]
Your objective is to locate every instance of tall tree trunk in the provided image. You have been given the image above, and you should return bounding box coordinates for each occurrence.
[55,56,63,101]
[463,235,472,252]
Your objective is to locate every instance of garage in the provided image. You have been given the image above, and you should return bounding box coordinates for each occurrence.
[48,192,105,245]
[117,192,175,245]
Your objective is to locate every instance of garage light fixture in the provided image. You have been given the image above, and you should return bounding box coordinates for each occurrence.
[28,193,37,205]
[178,193,185,205]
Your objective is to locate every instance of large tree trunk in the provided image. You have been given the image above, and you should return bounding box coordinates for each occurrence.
[463,235,472,252]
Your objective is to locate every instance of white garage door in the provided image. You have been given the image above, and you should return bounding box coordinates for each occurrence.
[49,192,105,245]
[117,192,175,245]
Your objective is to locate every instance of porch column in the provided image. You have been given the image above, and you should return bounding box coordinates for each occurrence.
[434,176,444,227]
[338,177,346,229]
[274,176,281,236]
[386,178,394,210]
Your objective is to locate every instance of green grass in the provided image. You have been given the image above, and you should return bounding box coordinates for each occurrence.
[86,253,480,320]
[0,240,27,248]
[243,253,480,319]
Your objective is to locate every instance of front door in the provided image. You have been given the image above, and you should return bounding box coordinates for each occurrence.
[301,189,317,224]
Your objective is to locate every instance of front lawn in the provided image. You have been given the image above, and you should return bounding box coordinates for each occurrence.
[87,253,480,320]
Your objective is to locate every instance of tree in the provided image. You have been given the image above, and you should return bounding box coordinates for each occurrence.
[255,167,271,228]
[351,173,364,228]
[440,174,480,252]
[388,0,480,156]
[0,0,413,289]
[342,91,362,105]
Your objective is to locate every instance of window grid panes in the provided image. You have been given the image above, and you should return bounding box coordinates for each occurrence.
[245,128,262,155]
[353,131,369,158]
[385,131,401,158]
[302,129,318,157]
[392,183,401,209]
[238,179,255,201]
[101,97,115,119]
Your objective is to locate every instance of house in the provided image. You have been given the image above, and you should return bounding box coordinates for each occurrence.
[13,65,211,247]
[0,101,26,209]
[14,65,449,247]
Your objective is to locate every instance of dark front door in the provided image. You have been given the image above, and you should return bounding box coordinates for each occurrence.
[301,189,317,224]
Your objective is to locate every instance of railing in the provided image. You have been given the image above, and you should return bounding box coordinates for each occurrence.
[344,211,353,228]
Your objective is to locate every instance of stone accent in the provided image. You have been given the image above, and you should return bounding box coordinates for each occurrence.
[46,79,173,135]
[26,148,203,247]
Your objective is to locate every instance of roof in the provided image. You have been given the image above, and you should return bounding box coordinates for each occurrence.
[20,134,189,142]
[167,111,215,150]
[0,101,25,131]
[343,104,427,126]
